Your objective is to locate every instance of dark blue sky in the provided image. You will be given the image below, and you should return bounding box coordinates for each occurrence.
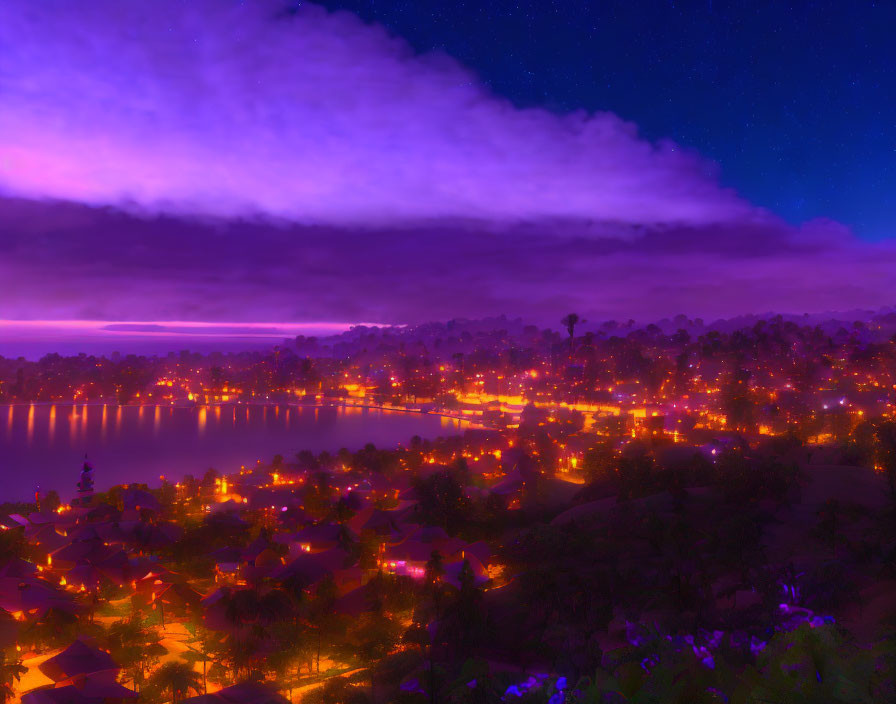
[318,0,895,239]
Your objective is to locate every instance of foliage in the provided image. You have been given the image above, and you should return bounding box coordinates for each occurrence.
[0,650,26,704]
[105,616,166,691]
[144,661,203,704]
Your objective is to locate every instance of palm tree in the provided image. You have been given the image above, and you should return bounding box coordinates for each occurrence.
[267,621,313,701]
[0,650,26,703]
[307,576,338,675]
[561,313,583,356]
[440,559,484,659]
[424,550,444,588]
[347,612,402,700]
[147,661,202,704]
[183,623,225,695]
[106,617,165,692]
[451,352,465,392]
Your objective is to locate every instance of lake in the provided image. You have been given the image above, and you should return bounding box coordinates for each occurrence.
[0,403,472,501]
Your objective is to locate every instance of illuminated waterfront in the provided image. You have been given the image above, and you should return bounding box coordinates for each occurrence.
[0,403,471,499]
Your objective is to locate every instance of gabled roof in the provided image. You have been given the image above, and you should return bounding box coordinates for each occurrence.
[120,487,161,512]
[274,548,349,587]
[22,685,91,704]
[93,522,128,544]
[246,487,302,511]
[28,526,69,552]
[0,576,77,616]
[332,586,368,616]
[73,676,138,700]
[66,564,107,590]
[242,535,275,561]
[210,546,243,565]
[22,678,136,704]
[209,500,244,515]
[410,525,449,543]
[153,582,203,607]
[292,523,342,541]
[385,540,436,563]
[82,503,122,523]
[66,525,101,542]
[128,521,182,549]
[39,640,119,682]
[432,537,467,559]
[183,682,288,704]
[0,558,38,579]
[442,556,489,589]
[52,541,123,567]
[356,509,399,534]
[490,472,524,496]
[461,540,492,566]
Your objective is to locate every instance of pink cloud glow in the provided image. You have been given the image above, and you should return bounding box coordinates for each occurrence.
[0,1,892,338]
[0,0,754,227]
[0,320,360,337]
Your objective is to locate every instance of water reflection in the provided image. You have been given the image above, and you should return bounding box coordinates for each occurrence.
[0,403,475,500]
[69,406,78,443]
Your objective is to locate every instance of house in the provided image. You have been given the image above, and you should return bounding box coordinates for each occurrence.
[182,681,288,704]
[22,679,136,704]
[278,524,353,556]
[120,487,161,514]
[38,640,127,698]
[0,576,77,619]
[246,487,303,512]
[0,557,38,579]
[210,547,242,582]
[273,547,351,589]
[442,555,489,589]
[380,540,435,579]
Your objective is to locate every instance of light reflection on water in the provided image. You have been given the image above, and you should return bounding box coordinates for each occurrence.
[0,403,472,500]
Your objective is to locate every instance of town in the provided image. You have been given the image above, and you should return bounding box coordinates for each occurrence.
[5,0,896,699]
[1,315,895,702]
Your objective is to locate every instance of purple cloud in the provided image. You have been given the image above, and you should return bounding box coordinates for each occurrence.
[1,197,894,330]
[0,0,752,226]
[0,0,892,337]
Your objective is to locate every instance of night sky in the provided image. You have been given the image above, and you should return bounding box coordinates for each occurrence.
[0,0,894,354]
[315,0,895,240]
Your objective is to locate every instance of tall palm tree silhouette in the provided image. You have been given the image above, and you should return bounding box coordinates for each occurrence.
[561,313,584,356]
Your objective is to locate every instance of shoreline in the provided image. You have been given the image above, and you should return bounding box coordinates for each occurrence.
[0,400,490,502]
[0,399,489,429]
